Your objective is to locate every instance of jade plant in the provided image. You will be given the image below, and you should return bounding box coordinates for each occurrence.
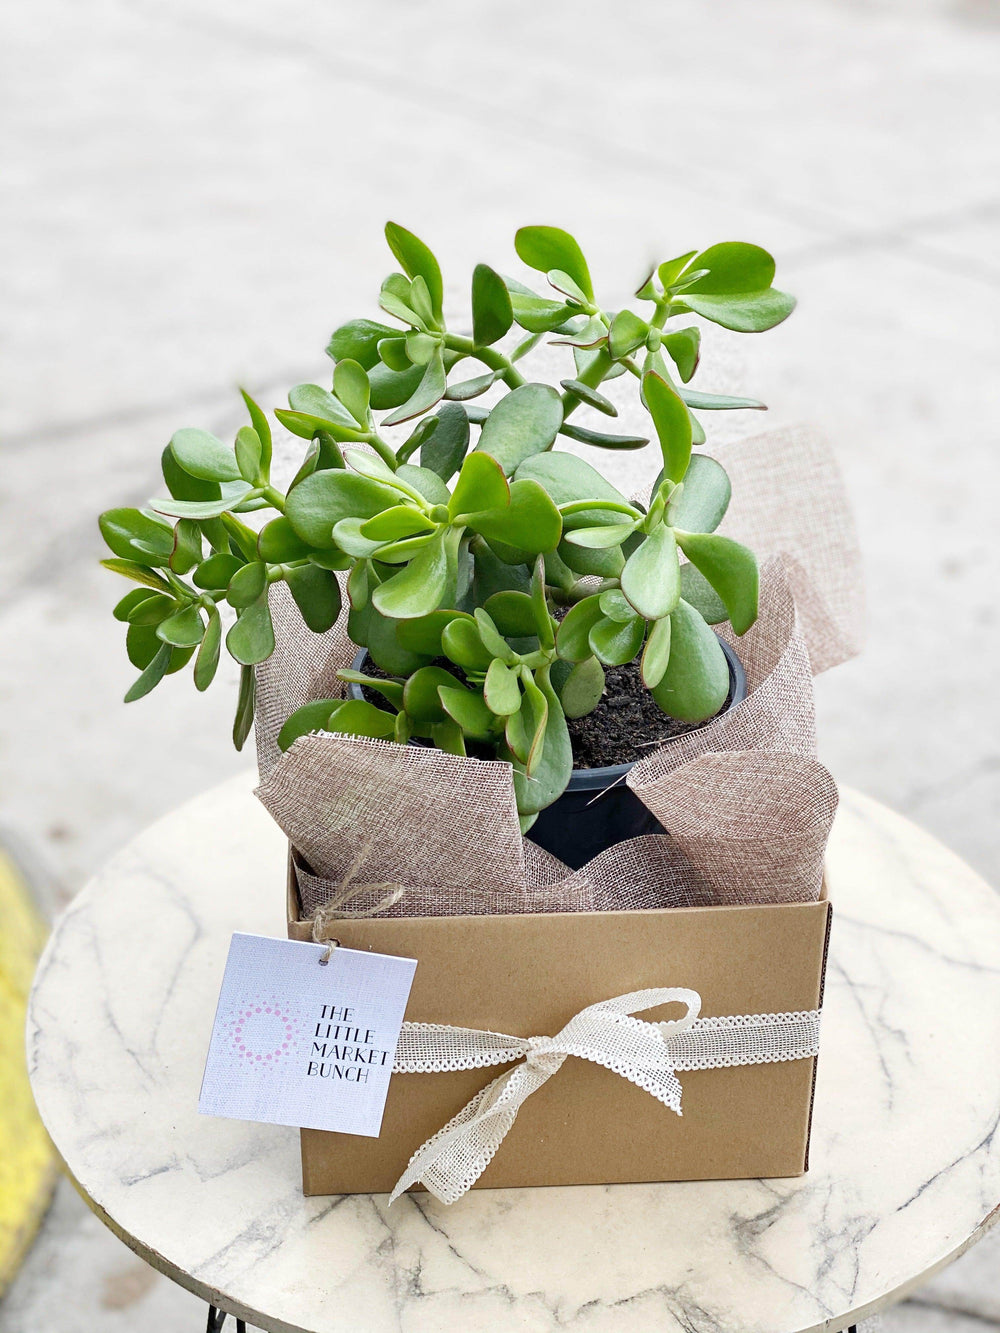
[99,224,794,829]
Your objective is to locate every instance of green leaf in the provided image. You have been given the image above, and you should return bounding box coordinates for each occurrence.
[101,558,172,592]
[559,656,605,718]
[385,222,444,320]
[287,383,359,434]
[395,608,459,656]
[382,347,447,426]
[679,560,727,624]
[360,505,435,543]
[227,561,267,609]
[666,454,731,533]
[149,487,251,520]
[589,614,644,666]
[507,289,577,333]
[483,590,536,638]
[378,337,412,372]
[232,664,256,750]
[466,479,561,556]
[476,383,563,475]
[156,604,204,648]
[657,251,698,289]
[444,371,496,401]
[333,359,371,425]
[621,524,680,620]
[99,508,174,565]
[641,616,671,689]
[403,665,456,728]
[193,551,243,590]
[608,309,648,360]
[277,698,345,752]
[327,319,399,370]
[651,600,730,722]
[551,314,606,348]
[447,451,509,519]
[285,563,342,633]
[514,451,627,507]
[679,388,766,411]
[681,290,796,333]
[169,518,202,574]
[372,526,449,618]
[192,607,222,691]
[558,379,617,416]
[285,470,401,549]
[684,242,775,295]
[515,226,593,302]
[234,426,263,484]
[160,446,222,503]
[564,520,635,550]
[471,263,513,345]
[662,327,701,383]
[253,517,308,563]
[643,372,692,484]
[438,686,496,741]
[127,621,167,668]
[337,671,405,710]
[441,615,493,673]
[559,422,648,451]
[484,659,521,716]
[674,531,759,635]
[598,588,635,623]
[395,463,450,506]
[558,538,625,580]
[421,403,470,481]
[113,588,158,621]
[407,277,435,329]
[472,608,518,664]
[126,593,173,626]
[510,667,572,812]
[327,699,397,740]
[546,268,588,304]
[226,593,275,665]
[555,593,604,662]
[368,360,425,411]
[124,643,172,703]
[471,538,531,602]
[366,608,433,675]
[170,428,241,482]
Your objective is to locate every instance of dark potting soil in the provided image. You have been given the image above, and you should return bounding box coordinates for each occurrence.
[355,653,727,772]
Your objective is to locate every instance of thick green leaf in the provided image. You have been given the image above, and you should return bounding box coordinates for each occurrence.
[382,347,447,426]
[169,518,202,574]
[471,537,532,601]
[285,563,342,632]
[403,665,455,728]
[372,527,448,618]
[395,608,459,655]
[555,593,604,662]
[360,505,435,543]
[444,371,495,401]
[608,309,648,359]
[156,604,204,648]
[510,668,572,813]
[126,593,173,626]
[476,382,562,475]
[326,699,397,740]
[643,371,692,484]
[441,616,493,672]
[641,615,671,688]
[160,446,222,503]
[484,659,521,715]
[679,388,766,411]
[666,454,731,533]
[559,423,648,450]
[472,608,518,664]
[378,336,412,372]
[407,277,435,330]
[286,470,400,549]
[448,450,510,519]
[484,590,536,638]
[149,487,251,521]
[368,360,425,411]
[506,288,577,334]
[466,479,561,555]
[589,614,644,666]
[684,242,775,295]
[598,588,635,623]
[558,379,617,416]
[558,537,625,579]
[99,508,174,564]
[170,428,241,482]
[657,251,698,289]
[194,551,243,590]
[679,561,727,624]
[385,222,444,319]
[234,426,263,484]
[227,561,267,609]
[471,263,513,346]
[288,382,359,433]
[226,593,275,665]
[563,520,635,549]
[337,671,405,710]
[681,290,796,332]
[101,558,171,591]
[113,588,158,621]
[674,531,759,634]
[621,525,680,620]
[514,452,627,506]
[395,463,450,506]
[192,608,222,691]
[333,359,371,425]
[124,643,172,703]
[559,656,605,718]
[421,403,470,481]
[366,608,433,675]
[277,698,345,752]
[327,319,398,370]
[651,600,730,722]
[232,664,256,750]
[515,226,593,301]
[254,517,309,563]
[662,327,701,383]
[430,719,465,755]
[438,685,496,741]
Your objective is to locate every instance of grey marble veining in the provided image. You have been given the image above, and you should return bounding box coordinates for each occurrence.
[25,773,1000,1333]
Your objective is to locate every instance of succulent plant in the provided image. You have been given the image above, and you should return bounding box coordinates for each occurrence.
[99,224,794,827]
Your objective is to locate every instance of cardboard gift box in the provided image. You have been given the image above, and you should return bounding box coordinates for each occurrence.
[287,859,831,1196]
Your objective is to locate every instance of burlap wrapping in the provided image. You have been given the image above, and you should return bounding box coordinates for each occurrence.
[254,425,860,920]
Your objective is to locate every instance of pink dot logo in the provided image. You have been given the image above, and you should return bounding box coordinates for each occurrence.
[225,994,302,1069]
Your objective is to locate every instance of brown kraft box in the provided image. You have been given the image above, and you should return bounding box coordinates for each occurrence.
[287,859,832,1195]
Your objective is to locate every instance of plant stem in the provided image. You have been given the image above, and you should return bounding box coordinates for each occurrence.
[443,335,525,389]
[364,432,399,470]
[261,485,287,513]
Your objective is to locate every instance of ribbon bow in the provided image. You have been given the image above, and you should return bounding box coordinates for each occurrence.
[389,988,821,1204]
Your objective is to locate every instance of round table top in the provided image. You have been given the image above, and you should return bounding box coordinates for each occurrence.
[27,774,1000,1333]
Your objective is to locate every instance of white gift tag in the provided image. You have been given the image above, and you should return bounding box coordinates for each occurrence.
[198,933,417,1137]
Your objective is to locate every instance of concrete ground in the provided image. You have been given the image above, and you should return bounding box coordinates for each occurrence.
[1,0,998,1328]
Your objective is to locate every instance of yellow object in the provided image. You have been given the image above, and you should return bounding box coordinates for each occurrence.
[0,843,58,1295]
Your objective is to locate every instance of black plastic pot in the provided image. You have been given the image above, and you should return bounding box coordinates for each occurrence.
[347,637,747,871]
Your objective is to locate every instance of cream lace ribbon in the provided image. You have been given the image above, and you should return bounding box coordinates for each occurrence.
[389,988,821,1204]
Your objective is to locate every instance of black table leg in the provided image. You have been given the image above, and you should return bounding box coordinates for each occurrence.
[206,1306,246,1332]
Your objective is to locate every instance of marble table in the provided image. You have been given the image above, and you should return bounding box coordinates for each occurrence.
[26,773,1000,1333]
